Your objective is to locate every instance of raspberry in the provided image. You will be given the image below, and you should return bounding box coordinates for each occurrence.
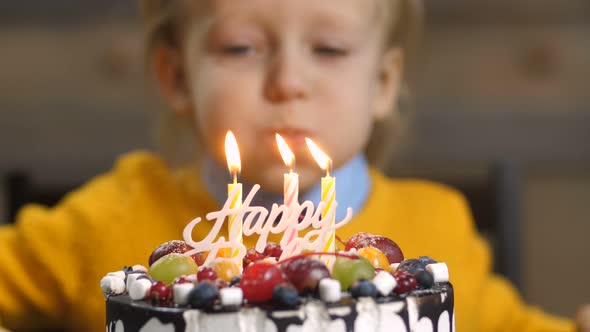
[197,266,218,282]
[243,248,265,267]
[148,281,172,303]
[393,271,417,295]
[263,242,283,259]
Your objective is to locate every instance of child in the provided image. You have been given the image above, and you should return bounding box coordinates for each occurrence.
[0,0,587,331]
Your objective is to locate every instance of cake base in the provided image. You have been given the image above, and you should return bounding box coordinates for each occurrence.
[106,283,454,332]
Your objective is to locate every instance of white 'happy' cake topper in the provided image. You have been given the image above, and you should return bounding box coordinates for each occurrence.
[182,184,353,268]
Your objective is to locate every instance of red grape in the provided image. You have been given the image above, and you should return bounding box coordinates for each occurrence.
[281,257,330,295]
[356,236,404,264]
[148,240,194,266]
[345,232,373,251]
[240,261,288,303]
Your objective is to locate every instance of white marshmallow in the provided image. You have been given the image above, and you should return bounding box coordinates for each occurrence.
[220,287,243,307]
[426,263,449,283]
[132,264,148,273]
[107,271,126,280]
[319,278,342,303]
[126,272,146,292]
[129,278,152,300]
[100,276,126,295]
[173,283,195,306]
[390,263,400,274]
[373,271,397,296]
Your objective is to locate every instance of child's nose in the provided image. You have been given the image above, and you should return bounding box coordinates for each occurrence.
[264,51,309,103]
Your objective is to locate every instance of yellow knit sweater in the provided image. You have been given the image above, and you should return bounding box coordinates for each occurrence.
[0,151,573,331]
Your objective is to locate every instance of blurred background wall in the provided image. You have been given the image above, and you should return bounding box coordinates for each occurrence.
[0,0,588,319]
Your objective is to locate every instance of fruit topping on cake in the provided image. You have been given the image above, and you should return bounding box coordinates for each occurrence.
[345,234,404,264]
[187,281,219,309]
[393,271,418,295]
[196,266,217,282]
[243,248,266,267]
[272,284,299,308]
[210,258,241,282]
[148,240,194,267]
[281,257,330,295]
[101,232,450,310]
[356,246,390,270]
[349,279,378,299]
[240,261,288,303]
[148,253,199,284]
[148,281,173,304]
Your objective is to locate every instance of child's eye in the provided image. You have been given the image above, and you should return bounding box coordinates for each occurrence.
[314,46,349,57]
[221,45,254,56]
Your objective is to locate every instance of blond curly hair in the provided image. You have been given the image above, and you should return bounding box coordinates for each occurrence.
[140,0,423,168]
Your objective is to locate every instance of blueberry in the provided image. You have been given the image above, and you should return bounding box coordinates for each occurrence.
[230,275,242,287]
[414,270,434,288]
[349,280,378,299]
[188,281,219,308]
[397,259,426,274]
[397,259,418,270]
[272,284,299,308]
[418,256,437,265]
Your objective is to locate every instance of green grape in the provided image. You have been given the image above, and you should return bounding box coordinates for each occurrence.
[148,253,199,284]
[331,256,375,291]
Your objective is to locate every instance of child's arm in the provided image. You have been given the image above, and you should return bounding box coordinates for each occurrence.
[0,151,169,332]
[0,203,86,330]
[476,273,574,332]
[0,167,130,332]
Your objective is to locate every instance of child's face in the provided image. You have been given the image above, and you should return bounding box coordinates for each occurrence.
[158,0,401,193]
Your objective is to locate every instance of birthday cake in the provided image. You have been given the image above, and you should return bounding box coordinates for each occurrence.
[101,134,454,331]
[102,234,454,332]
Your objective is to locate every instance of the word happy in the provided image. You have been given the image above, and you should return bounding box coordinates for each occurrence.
[183,185,353,267]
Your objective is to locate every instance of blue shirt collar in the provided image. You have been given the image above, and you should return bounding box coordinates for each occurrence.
[201,154,371,221]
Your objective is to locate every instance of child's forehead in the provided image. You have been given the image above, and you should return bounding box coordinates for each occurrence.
[187,0,383,27]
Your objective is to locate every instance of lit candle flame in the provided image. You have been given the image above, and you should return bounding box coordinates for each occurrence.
[225,131,241,182]
[276,134,295,171]
[305,138,332,176]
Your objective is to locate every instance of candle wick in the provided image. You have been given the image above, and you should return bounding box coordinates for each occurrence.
[233,171,237,184]
[326,160,333,177]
